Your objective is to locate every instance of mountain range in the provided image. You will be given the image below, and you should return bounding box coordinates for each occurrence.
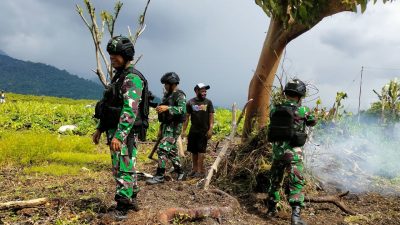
[0,51,103,99]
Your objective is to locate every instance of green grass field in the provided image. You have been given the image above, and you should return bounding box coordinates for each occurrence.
[0,93,240,175]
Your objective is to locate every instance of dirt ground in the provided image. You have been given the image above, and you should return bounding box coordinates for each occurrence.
[1,150,400,225]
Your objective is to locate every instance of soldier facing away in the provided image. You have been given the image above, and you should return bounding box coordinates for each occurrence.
[182,83,214,178]
[266,79,317,225]
[146,72,187,185]
[92,36,144,217]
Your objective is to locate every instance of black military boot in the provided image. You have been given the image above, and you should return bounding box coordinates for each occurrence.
[115,194,140,211]
[113,194,139,220]
[291,205,307,225]
[266,199,278,217]
[146,168,165,185]
[174,166,185,181]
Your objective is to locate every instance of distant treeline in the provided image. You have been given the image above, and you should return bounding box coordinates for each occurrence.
[0,54,103,99]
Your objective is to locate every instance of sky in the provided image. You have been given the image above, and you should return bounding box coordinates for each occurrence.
[0,0,399,110]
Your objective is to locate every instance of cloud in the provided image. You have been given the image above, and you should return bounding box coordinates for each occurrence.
[275,1,400,111]
[0,0,399,109]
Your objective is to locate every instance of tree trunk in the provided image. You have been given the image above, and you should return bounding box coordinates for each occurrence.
[242,1,351,140]
[242,18,287,139]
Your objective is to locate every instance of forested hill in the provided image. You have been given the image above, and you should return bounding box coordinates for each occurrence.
[0,53,103,99]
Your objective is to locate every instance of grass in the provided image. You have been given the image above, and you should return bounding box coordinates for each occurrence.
[25,164,83,176]
[5,92,96,105]
[0,130,111,175]
[0,130,102,165]
[0,93,241,176]
[48,152,110,166]
[0,129,157,175]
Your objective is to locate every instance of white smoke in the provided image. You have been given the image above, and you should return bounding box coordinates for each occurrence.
[304,117,400,194]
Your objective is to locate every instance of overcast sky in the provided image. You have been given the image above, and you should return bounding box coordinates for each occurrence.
[0,0,399,110]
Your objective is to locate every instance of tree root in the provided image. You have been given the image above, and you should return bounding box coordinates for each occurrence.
[158,206,232,225]
[305,191,356,215]
[0,198,48,210]
[208,188,240,209]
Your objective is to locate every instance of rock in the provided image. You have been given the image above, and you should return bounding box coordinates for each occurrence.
[58,125,77,133]
[81,167,90,172]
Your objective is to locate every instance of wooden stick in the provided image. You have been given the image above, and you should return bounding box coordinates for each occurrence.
[0,198,48,210]
[203,103,237,190]
[148,126,162,161]
[177,135,185,157]
[305,191,356,215]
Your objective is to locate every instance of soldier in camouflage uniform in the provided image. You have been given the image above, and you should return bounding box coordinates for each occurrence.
[146,72,186,185]
[267,79,316,225]
[92,36,143,216]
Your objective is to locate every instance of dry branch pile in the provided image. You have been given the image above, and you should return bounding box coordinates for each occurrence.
[213,127,273,194]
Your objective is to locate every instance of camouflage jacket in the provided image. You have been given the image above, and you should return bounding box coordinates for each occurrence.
[161,89,186,124]
[97,64,143,143]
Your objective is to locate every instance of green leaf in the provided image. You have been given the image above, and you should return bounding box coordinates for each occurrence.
[360,1,367,13]
[298,5,308,20]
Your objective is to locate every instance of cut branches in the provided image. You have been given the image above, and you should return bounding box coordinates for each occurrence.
[0,198,48,211]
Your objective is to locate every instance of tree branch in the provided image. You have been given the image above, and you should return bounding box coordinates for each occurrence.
[131,0,151,46]
[305,191,356,215]
[204,103,237,190]
[0,198,48,210]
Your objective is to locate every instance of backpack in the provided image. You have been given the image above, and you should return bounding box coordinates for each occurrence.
[268,104,307,147]
[132,68,152,141]
[94,67,153,141]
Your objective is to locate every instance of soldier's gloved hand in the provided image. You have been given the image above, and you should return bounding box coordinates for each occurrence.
[92,129,102,145]
[111,138,122,152]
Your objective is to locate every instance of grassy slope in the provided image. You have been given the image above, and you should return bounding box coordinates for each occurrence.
[0,93,239,175]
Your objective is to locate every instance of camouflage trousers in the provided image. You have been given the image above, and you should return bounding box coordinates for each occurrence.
[157,123,182,170]
[268,144,305,207]
[107,130,139,202]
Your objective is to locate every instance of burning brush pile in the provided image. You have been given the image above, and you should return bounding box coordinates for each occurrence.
[213,117,400,199]
[304,118,400,195]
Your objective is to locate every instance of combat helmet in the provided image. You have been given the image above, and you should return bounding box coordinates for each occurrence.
[106,36,135,61]
[161,72,180,85]
[284,79,306,97]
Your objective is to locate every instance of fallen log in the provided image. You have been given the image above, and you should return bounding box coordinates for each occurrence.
[158,206,232,225]
[203,103,237,190]
[0,198,48,210]
[305,191,356,215]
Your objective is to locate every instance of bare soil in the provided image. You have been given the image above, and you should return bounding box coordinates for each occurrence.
[1,150,400,224]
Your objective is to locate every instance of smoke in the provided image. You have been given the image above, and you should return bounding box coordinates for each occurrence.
[304,116,400,195]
